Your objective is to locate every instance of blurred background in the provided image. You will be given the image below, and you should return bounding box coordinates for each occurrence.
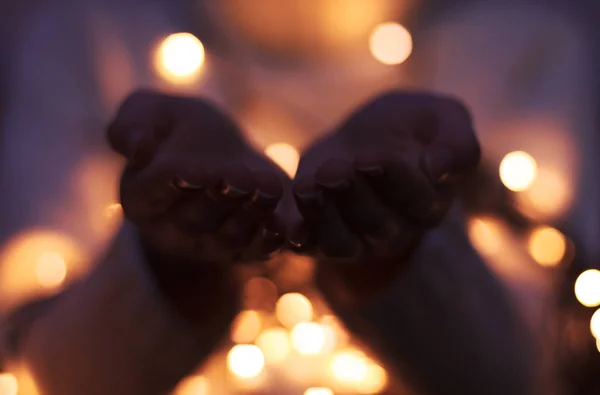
[1,0,600,394]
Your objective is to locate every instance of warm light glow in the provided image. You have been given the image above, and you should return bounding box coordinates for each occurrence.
[597,338,600,353]
[264,143,300,178]
[291,322,327,355]
[369,22,413,65]
[35,251,67,289]
[321,315,348,351]
[575,270,600,307]
[155,33,205,83]
[356,364,388,394]
[0,374,18,395]
[591,309,600,338]
[499,151,537,191]
[467,217,502,257]
[276,293,313,328]
[330,349,369,383]
[104,203,122,219]
[256,328,290,364]
[515,167,571,221]
[231,310,262,344]
[227,345,265,379]
[528,226,566,267]
[173,375,208,395]
[305,388,334,395]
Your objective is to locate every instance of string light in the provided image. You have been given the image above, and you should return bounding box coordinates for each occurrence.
[499,151,537,191]
[230,310,262,344]
[291,322,327,355]
[227,345,265,379]
[173,375,208,395]
[275,293,313,329]
[0,374,18,395]
[467,217,502,257]
[35,251,67,289]
[356,363,388,394]
[527,226,566,267]
[103,203,122,219]
[330,349,369,383]
[155,33,205,83]
[305,388,334,395]
[256,328,290,364]
[369,22,413,65]
[264,143,300,178]
[591,309,600,338]
[575,270,600,307]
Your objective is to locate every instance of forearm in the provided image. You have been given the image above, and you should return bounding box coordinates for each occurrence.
[1,222,235,395]
[317,212,537,395]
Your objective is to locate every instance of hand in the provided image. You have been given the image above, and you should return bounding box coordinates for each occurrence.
[107,90,287,322]
[291,91,480,302]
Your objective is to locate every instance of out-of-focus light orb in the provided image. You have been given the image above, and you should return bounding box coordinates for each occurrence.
[597,338,600,352]
[230,310,262,344]
[515,168,571,221]
[0,374,18,395]
[305,388,334,395]
[291,322,327,355]
[591,309,600,338]
[467,217,502,257]
[155,33,205,83]
[527,226,566,267]
[356,364,388,394]
[330,349,369,383]
[35,251,67,289]
[104,203,122,219]
[264,143,300,178]
[227,344,265,379]
[256,327,290,364]
[173,375,208,395]
[276,293,313,329]
[369,22,412,65]
[321,315,348,351]
[499,151,537,191]
[575,270,600,307]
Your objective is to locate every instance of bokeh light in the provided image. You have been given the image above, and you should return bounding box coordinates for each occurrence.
[276,293,313,329]
[256,328,290,364]
[499,151,537,191]
[104,203,122,219]
[575,270,600,307]
[173,375,208,395]
[227,345,265,379]
[264,143,300,178]
[321,315,349,351]
[467,217,502,257]
[155,33,205,83]
[35,251,67,289]
[305,388,334,395]
[0,374,18,395]
[527,226,566,267]
[291,322,327,355]
[591,309,600,338]
[230,310,262,344]
[356,363,388,394]
[330,349,369,383]
[597,338,600,353]
[369,22,413,65]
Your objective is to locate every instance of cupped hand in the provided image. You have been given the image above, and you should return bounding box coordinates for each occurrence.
[290,91,480,301]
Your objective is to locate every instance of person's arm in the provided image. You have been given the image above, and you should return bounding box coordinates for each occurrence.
[316,210,537,395]
[1,221,237,395]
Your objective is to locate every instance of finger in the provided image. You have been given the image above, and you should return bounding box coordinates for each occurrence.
[294,178,361,258]
[120,157,207,220]
[240,215,286,262]
[173,165,256,235]
[217,171,283,247]
[107,90,174,166]
[355,154,439,224]
[418,96,480,181]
